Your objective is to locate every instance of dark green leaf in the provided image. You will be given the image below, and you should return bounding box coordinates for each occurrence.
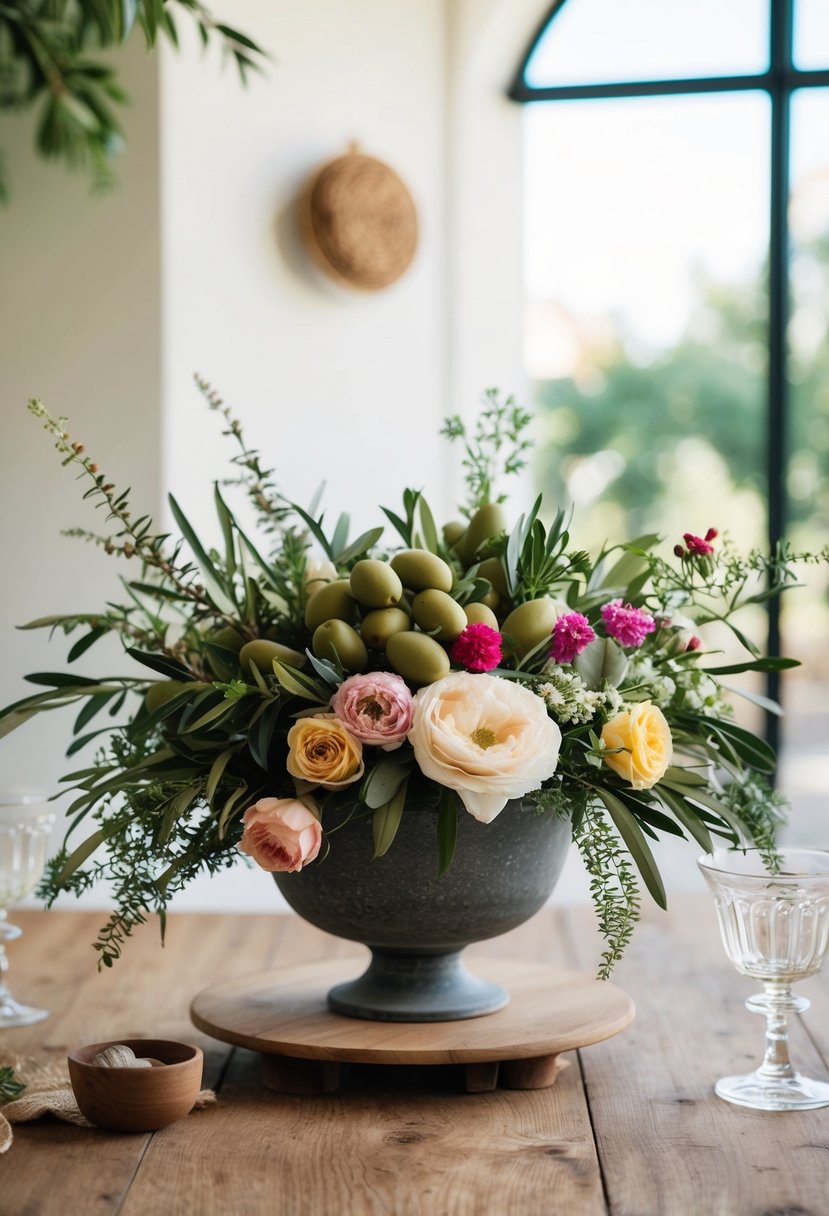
[126,649,191,680]
[67,626,109,662]
[289,502,333,559]
[248,701,281,771]
[701,657,799,675]
[437,787,458,878]
[656,786,714,853]
[73,692,114,735]
[168,494,236,613]
[372,780,407,859]
[596,788,667,909]
[25,672,104,688]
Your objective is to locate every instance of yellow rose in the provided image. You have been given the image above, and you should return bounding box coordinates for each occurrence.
[601,700,672,790]
[287,714,364,790]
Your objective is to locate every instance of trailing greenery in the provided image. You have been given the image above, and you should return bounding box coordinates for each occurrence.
[575,802,641,981]
[0,0,265,202]
[1,385,819,974]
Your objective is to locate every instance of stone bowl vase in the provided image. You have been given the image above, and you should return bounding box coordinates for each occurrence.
[273,800,571,1023]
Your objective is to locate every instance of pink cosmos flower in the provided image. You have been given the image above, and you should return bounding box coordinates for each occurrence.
[450,623,503,673]
[600,599,656,649]
[330,672,414,750]
[549,612,596,665]
[239,797,322,873]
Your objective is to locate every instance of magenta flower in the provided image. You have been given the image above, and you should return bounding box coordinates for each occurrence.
[450,623,503,673]
[330,672,413,751]
[683,532,714,556]
[676,527,718,559]
[600,599,656,649]
[549,612,596,665]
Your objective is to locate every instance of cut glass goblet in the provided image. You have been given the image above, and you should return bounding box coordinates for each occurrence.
[0,791,55,1028]
[699,847,829,1111]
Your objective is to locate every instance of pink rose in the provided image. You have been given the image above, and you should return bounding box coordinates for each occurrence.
[330,672,414,751]
[239,797,322,873]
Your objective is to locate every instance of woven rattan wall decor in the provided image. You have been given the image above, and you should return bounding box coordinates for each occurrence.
[299,146,418,291]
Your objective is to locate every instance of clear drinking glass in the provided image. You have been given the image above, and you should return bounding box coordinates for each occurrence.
[699,848,829,1110]
[0,791,55,1027]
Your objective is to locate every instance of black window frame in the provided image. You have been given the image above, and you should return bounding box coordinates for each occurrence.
[510,0,829,753]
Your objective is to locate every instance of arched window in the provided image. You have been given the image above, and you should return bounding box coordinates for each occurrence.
[512,0,829,779]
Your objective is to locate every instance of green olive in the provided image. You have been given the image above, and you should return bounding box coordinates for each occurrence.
[304,579,356,631]
[349,559,403,609]
[460,503,509,565]
[476,556,508,597]
[411,589,467,642]
[463,602,499,630]
[501,597,567,661]
[239,639,306,678]
[211,625,245,652]
[386,632,451,686]
[442,520,466,548]
[360,607,411,651]
[480,588,500,611]
[145,680,184,713]
[312,619,368,672]
[390,549,453,594]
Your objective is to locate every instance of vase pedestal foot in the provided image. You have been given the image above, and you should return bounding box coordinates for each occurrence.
[326,948,509,1023]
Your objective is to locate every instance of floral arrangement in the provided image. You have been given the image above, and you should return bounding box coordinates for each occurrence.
[2,385,813,976]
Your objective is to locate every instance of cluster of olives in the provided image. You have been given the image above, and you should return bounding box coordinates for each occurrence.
[300,503,564,686]
[143,504,571,708]
[445,504,567,665]
[304,550,490,686]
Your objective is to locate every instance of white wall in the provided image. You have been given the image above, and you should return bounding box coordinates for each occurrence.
[159,0,454,542]
[0,39,162,873]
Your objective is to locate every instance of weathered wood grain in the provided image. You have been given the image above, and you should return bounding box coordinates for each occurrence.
[564,893,829,1216]
[0,910,287,1216]
[121,907,607,1216]
[119,1042,606,1216]
[190,958,633,1064]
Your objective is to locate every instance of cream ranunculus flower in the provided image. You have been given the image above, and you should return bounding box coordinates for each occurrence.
[408,672,562,824]
[287,714,365,790]
[601,700,672,790]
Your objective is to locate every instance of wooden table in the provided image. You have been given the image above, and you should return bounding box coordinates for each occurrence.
[2,897,828,1216]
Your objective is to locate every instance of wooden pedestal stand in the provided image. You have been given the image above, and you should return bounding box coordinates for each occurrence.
[191,958,634,1095]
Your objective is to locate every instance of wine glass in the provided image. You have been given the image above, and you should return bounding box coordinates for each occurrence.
[0,790,55,1027]
[698,847,829,1111]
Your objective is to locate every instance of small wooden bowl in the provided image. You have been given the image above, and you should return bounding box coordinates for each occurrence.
[68,1039,203,1133]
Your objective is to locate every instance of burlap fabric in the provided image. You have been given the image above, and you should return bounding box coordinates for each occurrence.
[0,1054,215,1152]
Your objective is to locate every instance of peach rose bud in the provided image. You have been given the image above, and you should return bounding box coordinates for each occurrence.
[239,797,322,873]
